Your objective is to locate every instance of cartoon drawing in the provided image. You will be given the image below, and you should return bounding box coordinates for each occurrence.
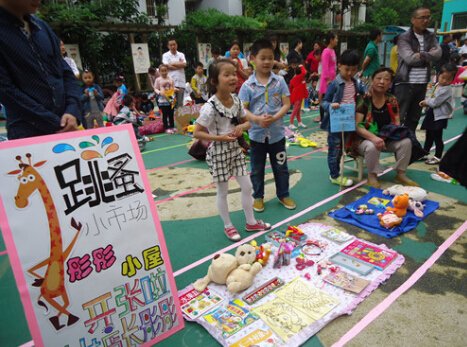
[8,153,82,330]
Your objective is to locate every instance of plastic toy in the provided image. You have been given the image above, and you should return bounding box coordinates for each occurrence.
[193,244,262,293]
[355,204,375,215]
[295,256,315,271]
[301,239,327,256]
[377,210,403,229]
[430,171,459,185]
[250,240,272,266]
[242,277,284,304]
[288,135,318,148]
[285,226,307,242]
[273,242,294,269]
[385,193,409,218]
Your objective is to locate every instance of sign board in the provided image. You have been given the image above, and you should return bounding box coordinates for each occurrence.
[131,43,151,74]
[279,43,289,62]
[243,43,253,61]
[330,103,356,133]
[197,43,212,68]
[0,125,184,347]
[64,44,83,70]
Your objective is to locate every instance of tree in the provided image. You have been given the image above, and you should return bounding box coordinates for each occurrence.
[367,0,442,28]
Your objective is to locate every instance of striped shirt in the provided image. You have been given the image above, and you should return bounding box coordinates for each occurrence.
[408,33,428,84]
[341,81,356,104]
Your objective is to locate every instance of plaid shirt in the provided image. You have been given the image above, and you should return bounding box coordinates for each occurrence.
[0,7,81,139]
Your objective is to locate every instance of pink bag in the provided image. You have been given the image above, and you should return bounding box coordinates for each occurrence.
[139,118,164,135]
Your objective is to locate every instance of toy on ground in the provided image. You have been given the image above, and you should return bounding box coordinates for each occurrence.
[242,277,285,305]
[193,244,262,294]
[250,240,272,266]
[383,185,427,201]
[285,226,307,242]
[430,171,459,185]
[385,193,409,218]
[273,242,294,268]
[288,135,318,148]
[377,210,403,229]
[355,204,374,215]
[408,198,425,218]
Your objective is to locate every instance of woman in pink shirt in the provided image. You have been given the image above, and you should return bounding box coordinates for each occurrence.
[316,32,338,122]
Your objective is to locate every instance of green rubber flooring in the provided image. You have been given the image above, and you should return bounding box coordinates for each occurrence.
[0,105,466,347]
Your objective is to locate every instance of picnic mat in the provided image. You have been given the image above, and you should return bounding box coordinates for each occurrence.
[178,222,405,347]
[329,188,439,238]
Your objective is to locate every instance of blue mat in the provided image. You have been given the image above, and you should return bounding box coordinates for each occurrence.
[329,188,440,238]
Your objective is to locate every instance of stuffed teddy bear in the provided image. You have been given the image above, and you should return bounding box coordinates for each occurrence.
[408,198,425,218]
[386,193,409,218]
[383,185,427,201]
[377,210,403,229]
[192,244,261,293]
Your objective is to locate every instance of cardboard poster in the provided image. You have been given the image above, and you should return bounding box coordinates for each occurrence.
[279,42,289,62]
[0,125,184,347]
[197,43,212,68]
[330,103,356,133]
[243,42,253,61]
[131,43,151,74]
[64,44,83,70]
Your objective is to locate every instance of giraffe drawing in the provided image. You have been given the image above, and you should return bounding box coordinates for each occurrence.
[8,153,82,331]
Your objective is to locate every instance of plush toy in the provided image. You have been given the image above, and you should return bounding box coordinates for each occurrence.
[408,198,425,218]
[385,193,409,218]
[377,210,403,229]
[383,185,427,201]
[192,244,262,293]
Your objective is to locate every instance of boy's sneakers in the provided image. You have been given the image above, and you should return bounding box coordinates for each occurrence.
[330,176,353,187]
[425,156,441,165]
[289,124,297,130]
[279,197,296,210]
[298,122,307,128]
[224,225,241,241]
[253,198,264,212]
[245,220,271,232]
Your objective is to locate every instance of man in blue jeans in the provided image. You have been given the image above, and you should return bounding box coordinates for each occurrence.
[239,39,296,212]
[0,0,82,139]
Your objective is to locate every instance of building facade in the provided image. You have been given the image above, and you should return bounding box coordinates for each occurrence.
[441,0,467,32]
[139,0,242,26]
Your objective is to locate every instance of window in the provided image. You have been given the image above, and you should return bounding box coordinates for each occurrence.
[452,12,467,30]
[146,0,156,17]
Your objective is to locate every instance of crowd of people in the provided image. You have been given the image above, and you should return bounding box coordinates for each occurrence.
[0,1,465,241]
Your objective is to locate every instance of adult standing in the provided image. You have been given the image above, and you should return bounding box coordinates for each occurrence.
[305,47,321,79]
[435,35,453,74]
[458,38,467,56]
[315,32,338,123]
[60,40,80,79]
[360,29,382,85]
[286,38,304,65]
[269,36,286,70]
[394,7,441,133]
[389,35,399,73]
[162,38,187,108]
[354,68,418,188]
[0,0,82,140]
[228,41,249,94]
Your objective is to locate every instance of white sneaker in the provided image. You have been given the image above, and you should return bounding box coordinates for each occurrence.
[289,124,297,130]
[298,122,307,128]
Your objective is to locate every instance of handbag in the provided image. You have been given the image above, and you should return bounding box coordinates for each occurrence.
[188,139,210,161]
